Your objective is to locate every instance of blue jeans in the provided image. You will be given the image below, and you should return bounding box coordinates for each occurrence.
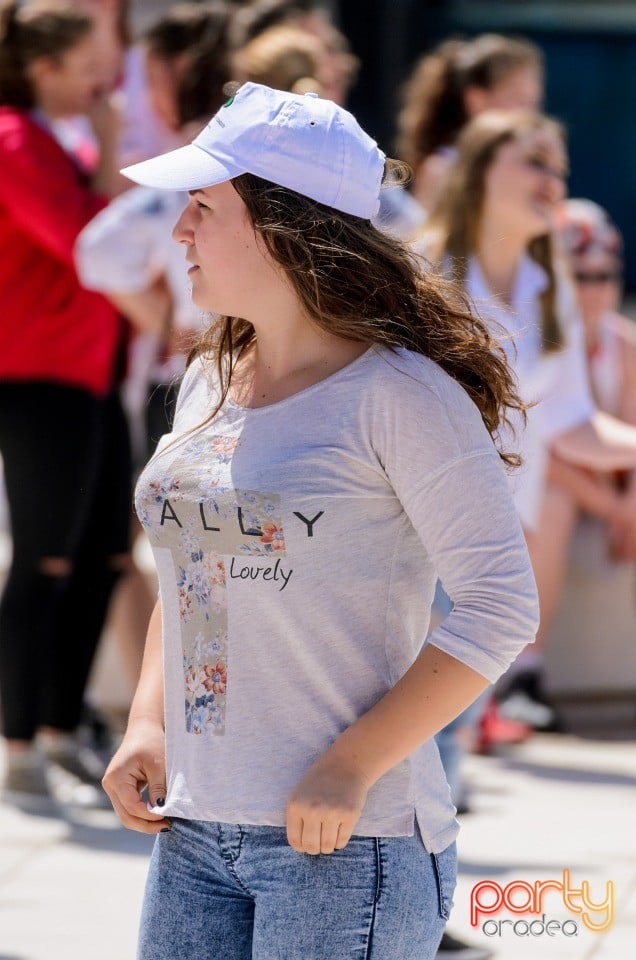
[138,819,457,960]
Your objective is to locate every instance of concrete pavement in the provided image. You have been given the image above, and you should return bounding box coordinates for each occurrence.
[448,729,636,960]
[1,725,634,960]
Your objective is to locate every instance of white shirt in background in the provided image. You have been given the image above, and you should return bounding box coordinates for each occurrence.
[411,242,594,529]
[76,188,210,459]
[465,254,593,529]
[76,187,207,385]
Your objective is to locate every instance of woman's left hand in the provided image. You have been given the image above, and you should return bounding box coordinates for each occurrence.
[286,753,370,855]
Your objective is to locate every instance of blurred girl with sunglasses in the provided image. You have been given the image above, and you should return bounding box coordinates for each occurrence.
[552,200,636,566]
[414,110,636,729]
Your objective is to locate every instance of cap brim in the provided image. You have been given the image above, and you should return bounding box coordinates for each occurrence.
[121,143,244,190]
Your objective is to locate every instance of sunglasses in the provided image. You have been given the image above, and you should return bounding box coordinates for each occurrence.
[574,271,622,284]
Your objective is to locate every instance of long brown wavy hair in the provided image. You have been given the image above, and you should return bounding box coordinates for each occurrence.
[421,109,567,353]
[187,163,526,468]
[396,34,543,171]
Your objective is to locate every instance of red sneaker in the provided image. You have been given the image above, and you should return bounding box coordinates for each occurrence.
[474,697,533,754]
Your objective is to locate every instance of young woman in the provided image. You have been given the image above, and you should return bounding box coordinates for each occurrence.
[558,199,636,430]
[75,1,233,694]
[102,82,539,960]
[540,200,636,611]
[0,0,128,803]
[78,0,232,457]
[415,110,636,726]
[397,33,543,211]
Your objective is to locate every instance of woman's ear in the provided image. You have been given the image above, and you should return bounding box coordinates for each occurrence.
[27,55,58,93]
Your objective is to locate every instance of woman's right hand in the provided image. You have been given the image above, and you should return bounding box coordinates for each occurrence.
[86,88,122,147]
[102,717,171,834]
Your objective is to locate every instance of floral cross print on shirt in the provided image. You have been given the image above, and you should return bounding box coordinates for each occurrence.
[135,441,287,736]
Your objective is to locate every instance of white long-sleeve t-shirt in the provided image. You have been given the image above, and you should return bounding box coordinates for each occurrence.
[412,242,595,529]
[464,255,594,529]
[135,345,539,853]
[75,187,204,384]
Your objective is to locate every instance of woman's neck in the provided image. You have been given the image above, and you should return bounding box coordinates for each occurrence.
[32,94,65,122]
[580,310,603,354]
[231,311,369,408]
[475,225,529,307]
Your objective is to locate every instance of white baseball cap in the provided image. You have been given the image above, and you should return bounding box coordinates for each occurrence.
[120,82,386,220]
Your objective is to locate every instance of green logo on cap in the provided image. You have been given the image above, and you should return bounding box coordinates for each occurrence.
[223,96,235,108]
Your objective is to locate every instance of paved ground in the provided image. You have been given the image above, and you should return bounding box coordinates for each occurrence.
[1,725,634,960]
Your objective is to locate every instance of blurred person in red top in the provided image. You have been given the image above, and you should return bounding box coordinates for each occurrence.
[0,0,129,807]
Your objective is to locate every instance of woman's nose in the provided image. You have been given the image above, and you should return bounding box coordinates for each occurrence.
[173,208,193,244]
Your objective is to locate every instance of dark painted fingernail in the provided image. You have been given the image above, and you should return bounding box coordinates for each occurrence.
[156,797,165,807]
[160,826,171,833]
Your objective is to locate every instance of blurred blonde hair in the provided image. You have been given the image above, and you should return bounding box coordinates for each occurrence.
[233,24,324,94]
[422,109,566,353]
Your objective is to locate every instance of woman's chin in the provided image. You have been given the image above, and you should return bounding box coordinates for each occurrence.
[526,219,552,241]
[189,287,208,310]
[528,207,554,234]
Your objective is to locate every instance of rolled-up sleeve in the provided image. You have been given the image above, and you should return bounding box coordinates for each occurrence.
[373,359,540,683]
[401,451,539,682]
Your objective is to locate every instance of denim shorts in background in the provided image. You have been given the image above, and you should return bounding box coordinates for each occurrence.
[138,819,457,960]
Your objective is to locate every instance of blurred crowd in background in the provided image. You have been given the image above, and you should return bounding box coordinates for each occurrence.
[0,3,635,958]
